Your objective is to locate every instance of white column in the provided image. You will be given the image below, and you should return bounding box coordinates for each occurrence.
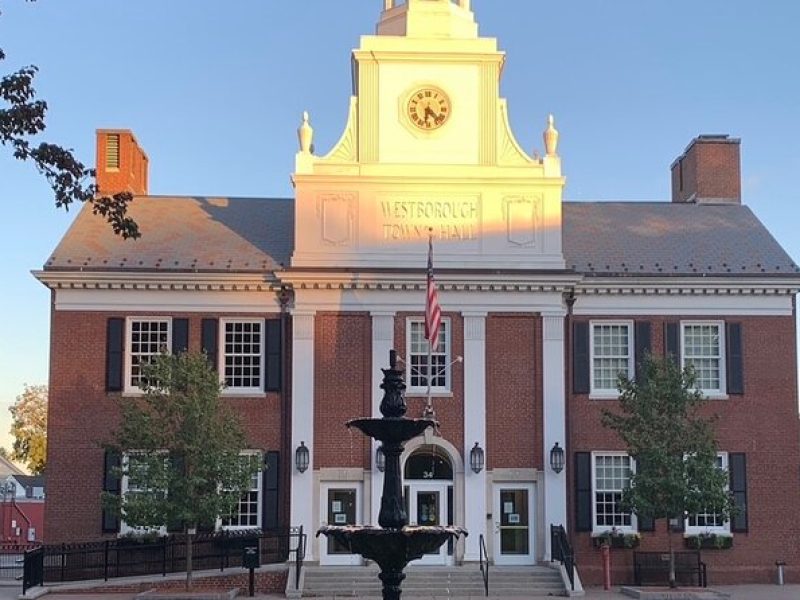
[542,311,567,561]
[290,311,316,559]
[370,312,395,525]
[463,312,487,562]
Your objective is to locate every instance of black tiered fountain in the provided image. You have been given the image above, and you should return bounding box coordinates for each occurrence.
[318,350,466,600]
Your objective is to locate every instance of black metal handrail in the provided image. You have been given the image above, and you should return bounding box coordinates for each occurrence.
[290,525,306,590]
[478,533,489,597]
[550,524,575,591]
[22,546,44,595]
[22,528,296,587]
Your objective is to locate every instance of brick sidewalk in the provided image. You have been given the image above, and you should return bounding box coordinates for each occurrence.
[39,585,800,600]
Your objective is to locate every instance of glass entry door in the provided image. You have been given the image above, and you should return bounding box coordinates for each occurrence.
[493,483,535,565]
[408,482,449,565]
[320,484,362,565]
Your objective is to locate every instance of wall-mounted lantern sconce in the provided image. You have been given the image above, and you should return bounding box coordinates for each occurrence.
[295,441,310,473]
[470,442,485,474]
[550,442,565,474]
[375,447,386,472]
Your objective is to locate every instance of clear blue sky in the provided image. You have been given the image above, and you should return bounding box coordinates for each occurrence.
[1,1,798,453]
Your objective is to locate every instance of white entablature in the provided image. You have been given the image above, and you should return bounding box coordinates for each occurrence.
[291,2,565,271]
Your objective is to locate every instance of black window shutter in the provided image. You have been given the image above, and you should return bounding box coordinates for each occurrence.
[106,318,125,392]
[726,323,744,395]
[167,454,186,533]
[264,320,281,392]
[729,453,748,532]
[575,452,592,532]
[201,319,219,370]
[664,322,680,365]
[172,318,189,355]
[634,321,652,380]
[670,515,686,533]
[573,322,590,394]
[634,456,655,531]
[102,450,121,533]
[263,451,280,531]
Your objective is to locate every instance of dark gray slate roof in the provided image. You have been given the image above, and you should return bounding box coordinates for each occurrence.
[44,196,799,278]
[14,474,45,490]
[46,196,294,273]
[563,202,800,277]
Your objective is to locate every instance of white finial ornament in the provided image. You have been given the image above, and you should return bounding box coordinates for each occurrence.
[298,111,314,155]
[543,113,559,157]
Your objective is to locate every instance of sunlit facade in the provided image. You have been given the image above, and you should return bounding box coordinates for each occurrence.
[37,0,800,586]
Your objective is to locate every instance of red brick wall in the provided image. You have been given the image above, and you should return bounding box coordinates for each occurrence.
[56,567,287,595]
[486,314,542,469]
[313,313,372,469]
[45,311,283,543]
[395,312,465,459]
[569,314,800,585]
[671,136,740,204]
[96,130,149,196]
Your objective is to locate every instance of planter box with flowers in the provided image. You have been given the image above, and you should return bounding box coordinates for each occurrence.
[592,529,641,549]
[684,532,733,550]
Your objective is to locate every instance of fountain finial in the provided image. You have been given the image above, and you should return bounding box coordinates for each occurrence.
[380,350,407,418]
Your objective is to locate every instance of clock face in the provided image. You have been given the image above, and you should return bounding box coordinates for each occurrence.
[406,87,451,131]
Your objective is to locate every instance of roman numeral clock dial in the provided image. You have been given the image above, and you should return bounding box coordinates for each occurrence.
[407,87,451,131]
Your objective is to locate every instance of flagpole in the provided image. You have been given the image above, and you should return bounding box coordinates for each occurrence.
[425,337,433,418]
[424,228,435,420]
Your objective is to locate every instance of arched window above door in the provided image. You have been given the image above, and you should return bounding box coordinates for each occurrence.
[404,446,454,480]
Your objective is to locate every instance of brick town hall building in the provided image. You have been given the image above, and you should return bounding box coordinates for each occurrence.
[35,0,800,587]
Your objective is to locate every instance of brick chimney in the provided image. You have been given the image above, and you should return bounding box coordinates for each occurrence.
[670,135,741,204]
[96,129,149,196]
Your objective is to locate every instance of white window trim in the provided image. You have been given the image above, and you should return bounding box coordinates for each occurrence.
[405,316,452,395]
[685,452,731,536]
[589,320,634,398]
[219,318,266,396]
[680,320,727,398]
[123,317,172,395]
[120,452,167,537]
[591,451,637,534]
[219,450,263,531]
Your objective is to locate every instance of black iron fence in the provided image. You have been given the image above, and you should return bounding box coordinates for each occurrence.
[550,524,575,591]
[0,544,39,581]
[22,529,304,594]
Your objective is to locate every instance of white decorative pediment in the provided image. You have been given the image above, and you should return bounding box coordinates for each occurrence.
[317,193,356,246]
[323,98,358,162]
[497,100,536,166]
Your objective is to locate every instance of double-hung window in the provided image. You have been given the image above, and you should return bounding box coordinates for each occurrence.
[681,322,725,396]
[592,453,635,532]
[590,322,634,396]
[221,452,262,530]
[120,452,167,535]
[221,319,264,394]
[686,453,730,534]
[406,317,451,394]
[126,318,171,393]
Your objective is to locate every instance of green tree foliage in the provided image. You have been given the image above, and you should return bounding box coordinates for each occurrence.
[602,355,734,587]
[103,352,260,590]
[0,1,139,238]
[10,384,47,474]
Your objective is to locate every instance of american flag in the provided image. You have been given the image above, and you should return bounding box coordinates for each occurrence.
[425,233,442,351]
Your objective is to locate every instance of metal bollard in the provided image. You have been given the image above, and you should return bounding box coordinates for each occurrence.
[775,560,786,585]
[601,542,611,590]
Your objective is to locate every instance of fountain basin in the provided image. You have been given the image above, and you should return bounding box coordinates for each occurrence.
[347,417,436,444]
[318,525,466,570]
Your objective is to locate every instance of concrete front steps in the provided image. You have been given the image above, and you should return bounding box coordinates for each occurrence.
[301,565,566,597]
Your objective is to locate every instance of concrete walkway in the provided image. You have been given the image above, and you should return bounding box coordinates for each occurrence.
[32,584,800,600]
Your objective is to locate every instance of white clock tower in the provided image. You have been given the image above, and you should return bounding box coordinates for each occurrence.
[292,0,566,271]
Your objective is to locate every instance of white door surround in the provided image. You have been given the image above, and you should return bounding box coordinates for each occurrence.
[493,483,536,566]
[319,482,363,566]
